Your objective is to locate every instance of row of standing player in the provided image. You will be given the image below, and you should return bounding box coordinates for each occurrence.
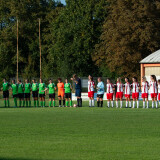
[2,74,160,108]
[2,78,74,107]
[88,75,160,108]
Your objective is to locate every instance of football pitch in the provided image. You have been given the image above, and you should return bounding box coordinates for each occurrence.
[0,101,160,160]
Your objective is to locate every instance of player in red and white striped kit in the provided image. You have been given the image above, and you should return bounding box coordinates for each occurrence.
[131,77,140,108]
[141,76,149,108]
[106,78,114,108]
[88,75,95,107]
[124,77,131,108]
[115,77,123,108]
[158,79,160,106]
[149,75,158,109]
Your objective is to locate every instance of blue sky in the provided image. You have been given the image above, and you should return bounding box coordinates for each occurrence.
[61,0,66,4]
[57,0,66,4]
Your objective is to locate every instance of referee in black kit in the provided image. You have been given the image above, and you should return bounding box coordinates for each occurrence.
[71,74,82,107]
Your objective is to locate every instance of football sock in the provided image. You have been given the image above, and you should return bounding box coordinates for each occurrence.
[59,100,61,106]
[116,101,118,108]
[49,101,52,107]
[43,101,45,107]
[92,100,94,107]
[26,101,28,107]
[152,101,154,108]
[126,101,128,107]
[40,101,43,107]
[53,100,55,107]
[156,101,158,108]
[107,101,110,108]
[129,101,131,108]
[70,100,72,107]
[137,101,139,108]
[63,100,65,106]
[147,101,149,108]
[89,100,91,107]
[100,101,103,107]
[23,100,25,107]
[7,100,9,107]
[97,101,100,107]
[80,98,82,107]
[143,101,145,108]
[66,101,69,107]
[120,101,123,108]
[29,101,31,107]
[133,101,135,108]
[111,101,114,108]
[37,100,39,107]
[4,100,6,107]
[14,98,17,107]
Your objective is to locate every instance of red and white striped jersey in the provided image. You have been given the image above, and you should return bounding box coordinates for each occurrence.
[116,82,123,92]
[149,81,158,94]
[158,84,160,93]
[106,83,114,93]
[124,82,131,94]
[141,81,149,94]
[132,82,140,93]
[88,81,95,92]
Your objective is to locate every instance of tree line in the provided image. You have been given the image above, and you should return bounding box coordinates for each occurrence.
[0,0,160,81]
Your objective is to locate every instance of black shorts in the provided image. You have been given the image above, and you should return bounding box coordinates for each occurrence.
[49,93,55,99]
[39,94,45,98]
[65,93,71,99]
[97,94,104,98]
[75,89,81,97]
[24,93,30,98]
[3,91,9,98]
[32,91,38,98]
[18,93,24,99]
[13,94,17,98]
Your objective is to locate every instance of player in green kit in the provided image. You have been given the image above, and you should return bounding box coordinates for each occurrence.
[18,80,25,107]
[2,78,10,107]
[47,79,56,107]
[11,80,18,107]
[64,79,72,107]
[24,79,31,107]
[32,79,39,107]
[39,79,46,107]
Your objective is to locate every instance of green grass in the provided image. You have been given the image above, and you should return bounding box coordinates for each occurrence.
[0,100,160,160]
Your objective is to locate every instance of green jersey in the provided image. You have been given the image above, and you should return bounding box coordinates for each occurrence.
[3,82,10,91]
[11,83,18,95]
[48,83,55,94]
[32,83,38,91]
[64,83,71,93]
[39,83,46,94]
[18,83,24,93]
[24,83,31,93]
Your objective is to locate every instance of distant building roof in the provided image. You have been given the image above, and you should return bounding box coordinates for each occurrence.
[140,49,160,64]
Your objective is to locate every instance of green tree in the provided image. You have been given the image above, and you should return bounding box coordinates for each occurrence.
[49,0,108,78]
[94,0,160,79]
[0,0,63,80]
[42,2,64,79]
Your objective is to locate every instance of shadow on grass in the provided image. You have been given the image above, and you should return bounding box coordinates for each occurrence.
[0,107,28,109]
[0,106,66,109]
[0,158,68,160]
[0,158,38,160]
